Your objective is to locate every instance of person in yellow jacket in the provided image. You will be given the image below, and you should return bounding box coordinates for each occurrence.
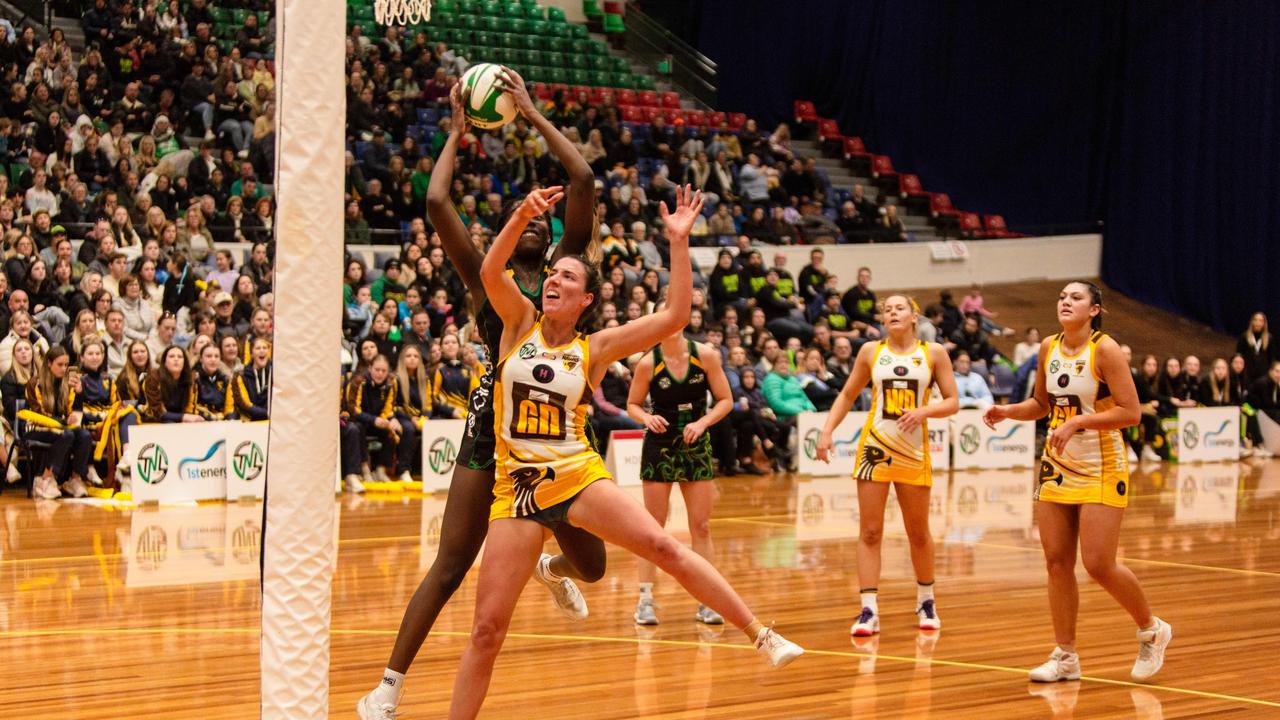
[22,346,94,499]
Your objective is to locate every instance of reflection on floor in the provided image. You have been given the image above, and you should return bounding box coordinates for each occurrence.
[0,459,1277,717]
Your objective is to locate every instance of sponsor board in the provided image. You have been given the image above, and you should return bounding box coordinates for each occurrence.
[420,419,466,492]
[949,469,1034,534]
[1176,407,1240,463]
[950,410,1036,469]
[224,422,269,500]
[131,423,238,503]
[605,429,645,487]
[797,411,869,476]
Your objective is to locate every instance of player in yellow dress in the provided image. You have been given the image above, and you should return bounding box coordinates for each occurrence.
[816,295,958,637]
[985,281,1171,683]
[447,185,803,719]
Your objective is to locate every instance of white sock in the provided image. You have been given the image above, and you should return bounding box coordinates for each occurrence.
[638,582,654,602]
[541,555,563,582]
[860,590,878,614]
[917,581,935,606]
[371,668,404,706]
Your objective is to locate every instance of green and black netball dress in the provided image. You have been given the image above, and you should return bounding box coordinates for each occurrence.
[640,341,714,482]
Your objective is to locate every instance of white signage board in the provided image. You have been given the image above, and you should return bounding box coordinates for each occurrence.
[420,418,467,492]
[1177,406,1240,463]
[131,422,237,503]
[797,410,868,476]
[223,422,269,499]
[950,410,1036,469]
[605,429,646,487]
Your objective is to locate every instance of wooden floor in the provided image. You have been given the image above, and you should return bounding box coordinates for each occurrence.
[2,459,1279,718]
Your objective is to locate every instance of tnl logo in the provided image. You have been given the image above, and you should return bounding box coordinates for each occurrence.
[135,443,170,485]
[232,441,265,482]
[428,437,457,475]
[959,425,981,455]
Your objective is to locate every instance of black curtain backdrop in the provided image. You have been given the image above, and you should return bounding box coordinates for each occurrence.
[668,0,1280,333]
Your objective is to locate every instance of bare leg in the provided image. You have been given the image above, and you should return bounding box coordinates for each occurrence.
[447,518,545,720]
[894,483,934,584]
[567,480,753,628]
[637,480,673,586]
[1037,501,1081,651]
[548,520,607,582]
[679,479,718,566]
[1079,504,1153,628]
[386,465,494,673]
[856,480,892,591]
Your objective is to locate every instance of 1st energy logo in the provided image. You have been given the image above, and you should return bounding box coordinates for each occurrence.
[986,424,1030,454]
[178,440,227,482]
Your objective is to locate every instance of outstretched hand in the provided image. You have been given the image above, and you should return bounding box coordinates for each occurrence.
[516,185,565,220]
[497,66,538,119]
[448,82,470,135]
[659,184,704,241]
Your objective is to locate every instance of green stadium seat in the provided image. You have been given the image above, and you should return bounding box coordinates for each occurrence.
[608,55,629,72]
[231,8,247,24]
[633,74,656,90]
[257,11,270,26]
[582,0,603,21]
[527,19,548,36]
[457,14,479,30]
[545,36,568,53]
[219,39,235,55]
[513,48,535,66]
[588,38,608,54]
[506,18,527,34]
[431,10,457,27]
[602,13,624,34]
[479,15,500,31]
[581,53,602,69]
[610,70,632,87]
[527,34,548,50]
[522,5,543,20]
[547,67,569,84]
[569,68,590,85]
[210,7,229,23]
[457,0,481,14]
[473,30,494,46]
[551,22,572,38]
[498,32,523,48]
[588,69,610,87]
[479,0,501,15]
[547,7,566,24]
[545,50,565,67]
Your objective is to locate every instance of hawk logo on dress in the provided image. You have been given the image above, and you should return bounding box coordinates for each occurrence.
[562,353,581,371]
[518,343,537,360]
[509,465,556,516]
[1074,362,1086,376]
[854,445,892,481]
[912,357,923,367]
[1037,459,1063,487]
[658,376,671,389]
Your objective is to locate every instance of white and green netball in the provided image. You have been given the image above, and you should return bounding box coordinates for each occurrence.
[460,63,518,130]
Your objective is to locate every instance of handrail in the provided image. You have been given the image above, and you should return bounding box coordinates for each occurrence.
[0,0,51,33]
[620,4,717,108]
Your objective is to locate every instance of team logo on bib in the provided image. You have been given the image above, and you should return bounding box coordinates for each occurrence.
[1073,362,1086,376]
[562,353,581,371]
[912,357,922,367]
[878,354,892,365]
[518,343,537,360]
[658,377,671,389]
[1049,359,1061,373]
[532,363,555,384]
[893,365,908,376]
[1057,374,1070,388]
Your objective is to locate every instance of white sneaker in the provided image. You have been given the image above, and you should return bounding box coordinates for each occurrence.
[356,692,397,720]
[695,604,724,625]
[915,599,941,630]
[533,553,588,620]
[5,462,20,484]
[203,129,215,140]
[1141,446,1162,462]
[86,466,103,487]
[1131,617,1172,682]
[398,470,413,483]
[1257,447,1276,459]
[344,474,367,493]
[1127,446,1139,463]
[35,475,61,500]
[634,597,659,625]
[1029,646,1081,682]
[372,467,390,483]
[62,475,89,498]
[850,607,880,636]
[754,626,804,668]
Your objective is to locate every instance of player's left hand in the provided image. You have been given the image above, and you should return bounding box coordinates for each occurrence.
[1047,417,1080,455]
[896,407,928,435]
[682,419,707,444]
[448,82,470,135]
[659,184,704,242]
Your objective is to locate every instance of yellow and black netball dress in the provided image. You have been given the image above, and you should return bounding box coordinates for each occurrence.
[490,315,609,521]
[854,340,935,486]
[640,341,714,483]
[1038,331,1129,508]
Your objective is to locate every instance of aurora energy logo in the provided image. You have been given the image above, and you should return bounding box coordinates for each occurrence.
[1202,420,1235,448]
[135,443,170,485]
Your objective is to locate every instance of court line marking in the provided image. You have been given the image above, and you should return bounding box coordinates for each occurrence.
[0,625,1275,709]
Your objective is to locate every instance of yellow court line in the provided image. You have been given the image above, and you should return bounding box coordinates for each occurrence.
[717,516,1280,579]
[0,625,1275,710]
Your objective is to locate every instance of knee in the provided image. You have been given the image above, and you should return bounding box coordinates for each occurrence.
[859,524,884,547]
[904,525,932,549]
[468,613,510,657]
[644,532,685,568]
[1081,553,1113,581]
[573,552,607,584]
[689,515,712,543]
[425,556,471,598]
[1043,551,1076,576]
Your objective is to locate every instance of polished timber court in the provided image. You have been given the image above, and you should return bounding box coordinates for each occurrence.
[2,460,1278,718]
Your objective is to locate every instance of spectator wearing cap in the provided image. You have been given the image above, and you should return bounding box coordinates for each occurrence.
[212,291,247,337]
[371,259,407,305]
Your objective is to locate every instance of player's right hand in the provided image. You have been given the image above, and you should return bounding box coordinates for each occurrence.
[982,405,1006,429]
[643,413,669,434]
[448,82,469,135]
[815,430,833,463]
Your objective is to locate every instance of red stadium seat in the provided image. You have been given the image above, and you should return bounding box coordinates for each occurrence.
[816,118,843,156]
[930,193,961,236]
[662,107,682,124]
[727,112,746,130]
[707,111,726,128]
[684,109,707,127]
[870,154,899,195]
[898,173,931,213]
[983,214,1024,238]
[637,90,659,107]
[843,136,871,174]
[529,82,552,100]
[794,99,818,123]
[589,86,610,105]
[640,105,661,123]
[620,105,642,123]
[550,83,570,96]
[615,88,637,106]
[958,212,983,238]
[817,118,840,139]
[661,91,681,109]
[571,84,592,99]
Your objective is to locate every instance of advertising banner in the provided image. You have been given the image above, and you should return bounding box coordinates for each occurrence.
[223,422,269,500]
[131,422,238,503]
[605,429,645,487]
[1176,406,1240,463]
[420,419,467,492]
[1174,463,1240,525]
[950,410,1036,469]
[797,411,868,476]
